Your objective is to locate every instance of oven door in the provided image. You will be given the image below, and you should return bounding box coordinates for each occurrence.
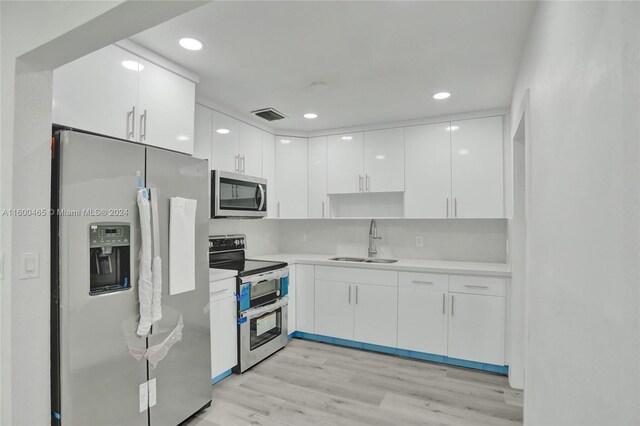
[238,304,288,373]
[212,170,267,218]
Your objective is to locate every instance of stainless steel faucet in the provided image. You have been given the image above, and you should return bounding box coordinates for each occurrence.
[368,219,382,258]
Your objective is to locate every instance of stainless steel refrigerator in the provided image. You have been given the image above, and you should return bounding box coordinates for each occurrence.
[51,129,211,425]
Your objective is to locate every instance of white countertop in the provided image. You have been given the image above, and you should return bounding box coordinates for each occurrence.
[251,253,511,277]
[209,268,238,282]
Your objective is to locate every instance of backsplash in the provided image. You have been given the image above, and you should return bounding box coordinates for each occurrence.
[277,219,508,263]
[211,219,507,262]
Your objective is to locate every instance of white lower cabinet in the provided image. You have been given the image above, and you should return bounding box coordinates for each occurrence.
[315,280,354,340]
[447,292,506,365]
[296,265,315,333]
[353,284,397,347]
[210,277,238,379]
[287,265,296,335]
[398,287,448,355]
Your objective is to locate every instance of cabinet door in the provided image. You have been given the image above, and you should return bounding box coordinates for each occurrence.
[210,110,239,173]
[451,116,504,218]
[237,122,263,176]
[363,128,405,192]
[327,133,364,194]
[275,136,308,218]
[397,288,447,355]
[261,131,277,218]
[296,265,315,334]
[353,284,397,347]
[448,293,505,365]
[210,295,238,378]
[308,136,328,218]
[287,265,297,335]
[315,280,353,340]
[137,58,195,154]
[405,123,452,218]
[53,45,139,140]
[193,104,213,163]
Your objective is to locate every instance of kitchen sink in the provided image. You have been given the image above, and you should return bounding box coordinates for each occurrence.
[330,257,398,264]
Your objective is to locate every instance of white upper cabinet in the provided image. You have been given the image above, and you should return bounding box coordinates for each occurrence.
[405,123,452,218]
[53,45,140,141]
[53,44,196,154]
[275,136,308,218]
[261,131,277,218]
[238,122,263,176]
[451,116,504,218]
[210,109,240,173]
[137,58,195,154]
[327,132,364,194]
[308,136,328,218]
[193,104,212,164]
[363,128,405,193]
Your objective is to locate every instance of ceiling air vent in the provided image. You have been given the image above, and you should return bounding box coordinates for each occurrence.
[251,108,287,122]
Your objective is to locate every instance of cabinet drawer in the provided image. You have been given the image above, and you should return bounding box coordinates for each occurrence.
[399,271,448,291]
[316,266,397,286]
[449,275,505,297]
[210,277,236,302]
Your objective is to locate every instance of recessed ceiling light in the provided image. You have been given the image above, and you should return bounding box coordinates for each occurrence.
[433,92,451,100]
[179,37,203,51]
[216,128,230,134]
[280,139,291,144]
[177,135,189,141]
[376,155,386,160]
[341,136,353,141]
[303,113,318,119]
[446,126,459,131]
[122,60,143,71]
[458,149,469,155]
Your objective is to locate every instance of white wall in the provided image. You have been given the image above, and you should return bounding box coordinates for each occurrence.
[0,2,206,424]
[510,2,640,424]
[279,219,507,263]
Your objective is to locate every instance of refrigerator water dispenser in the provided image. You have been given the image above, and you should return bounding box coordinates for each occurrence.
[89,223,131,295]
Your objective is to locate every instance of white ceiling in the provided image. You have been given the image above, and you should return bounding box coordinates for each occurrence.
[131,1,536,132]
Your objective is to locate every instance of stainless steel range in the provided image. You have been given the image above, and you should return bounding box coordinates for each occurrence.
[209,235,289,373]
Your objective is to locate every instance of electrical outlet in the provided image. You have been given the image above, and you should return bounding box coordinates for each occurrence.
[300,233,307,243]
[415,236,424,247]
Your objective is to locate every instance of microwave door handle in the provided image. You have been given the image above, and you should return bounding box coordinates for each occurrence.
[258,184,266,211]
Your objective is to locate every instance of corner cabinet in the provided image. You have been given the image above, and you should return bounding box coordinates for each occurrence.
[275,136,308,218]
[53,44,196,154]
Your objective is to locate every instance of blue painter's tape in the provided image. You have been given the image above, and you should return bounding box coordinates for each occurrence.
[52,412,61,420]
[281,275,289,297]
[211,369,233,385]
[239,284,250,311]
[292,332,508,376]
[237,316,247,324]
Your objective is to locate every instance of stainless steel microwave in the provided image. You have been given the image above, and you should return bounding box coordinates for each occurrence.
[211,170,267,218]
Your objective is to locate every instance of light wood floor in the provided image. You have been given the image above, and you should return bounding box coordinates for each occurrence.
[189,339,523,426]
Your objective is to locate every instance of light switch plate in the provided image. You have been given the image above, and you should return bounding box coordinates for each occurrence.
[415,236,424,248]
[19,252,39,279]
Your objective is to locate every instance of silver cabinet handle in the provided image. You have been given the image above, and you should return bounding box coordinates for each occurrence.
[358,175,363,192]
[464,284,489,289]
[234,155,239,173]
[355,285,358,304]
[241,155,246,174]
[442,293,445,314]
[446,198,449,218]
[451,295,454,316]
[411,280,433,285]
[348,285,351,304]
[366,174,370,192]
[321,201,325,218]
[277,201,281,218]
[454,198,458,218]
[139,109,147,141]
[127,106,135,138]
